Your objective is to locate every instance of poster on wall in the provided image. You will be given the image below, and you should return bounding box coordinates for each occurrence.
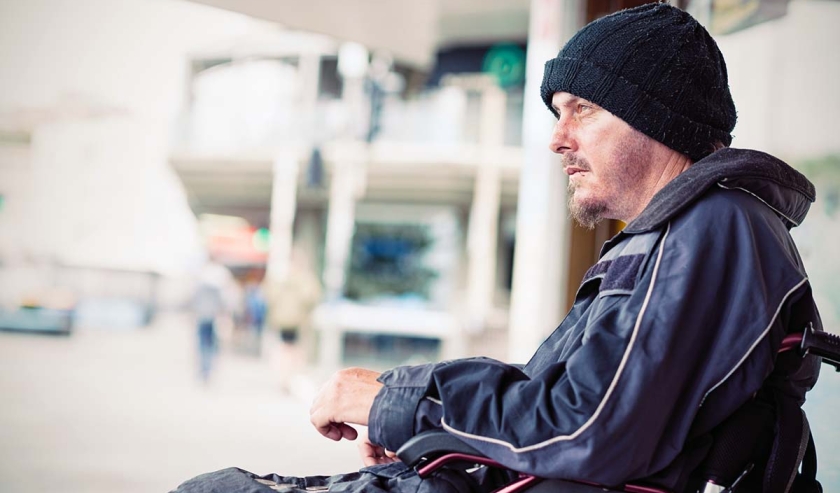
[707,0,791,34]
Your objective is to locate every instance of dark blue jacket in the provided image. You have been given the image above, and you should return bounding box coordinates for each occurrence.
[367,148,821,488]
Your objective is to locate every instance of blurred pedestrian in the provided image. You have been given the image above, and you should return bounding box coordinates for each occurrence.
[192,258,230,383]
[244,275,267,355]
[264,249,322,393]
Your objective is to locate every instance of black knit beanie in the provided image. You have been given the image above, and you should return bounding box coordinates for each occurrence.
[540,2,736,163]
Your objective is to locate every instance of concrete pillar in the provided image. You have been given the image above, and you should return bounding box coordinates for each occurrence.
[265,52,319,285]
[266,149,300,284]
[465,83,506,332]
[297,52,322,146]
[318,47,371,367]
[318,144,367,371]
[508,0,584,363]
[337,42,370,141]
[322,153,362,299]
[321,43,371,298]
[294,209,322,273]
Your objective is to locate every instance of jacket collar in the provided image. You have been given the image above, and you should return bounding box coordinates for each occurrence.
[623,147,815,234]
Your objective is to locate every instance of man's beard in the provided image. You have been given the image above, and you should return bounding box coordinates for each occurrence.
[568,182,606,229]
[564,154,606,230]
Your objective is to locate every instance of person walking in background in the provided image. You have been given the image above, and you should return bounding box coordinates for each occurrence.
[264,248,322,394]
[192,258,231,383]
[244,276,268,356]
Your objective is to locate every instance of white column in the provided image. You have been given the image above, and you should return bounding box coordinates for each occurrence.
[322,50,369,299]
[319,47,370,368]
[297,52,322,147]
[337,42,370,141]
[465,83,506,332]
[322,154,361,300]
[265,51,318,285]
[319,145,366,371]
[266,149,300,284]
[508,0,584,363]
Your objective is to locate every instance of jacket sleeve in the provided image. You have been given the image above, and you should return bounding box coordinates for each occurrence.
[368,190,814,485]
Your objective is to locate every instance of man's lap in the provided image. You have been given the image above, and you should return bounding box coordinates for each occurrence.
[170,462,499,493]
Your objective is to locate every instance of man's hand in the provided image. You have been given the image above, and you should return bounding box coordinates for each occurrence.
[310,367,383,441]
[357,428,400,467]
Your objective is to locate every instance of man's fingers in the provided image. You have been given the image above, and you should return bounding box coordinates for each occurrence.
[319,424,343,441]
[358,438,399,466]
[311,396,350,441]
[309,367,383,442]
[358,441,381,467]
[316,423,358,441]
[337,423,358,441]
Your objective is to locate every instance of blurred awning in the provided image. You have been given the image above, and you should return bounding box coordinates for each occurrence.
[169,151,276,227]
[169,141,522,227]
[184,0,531,68]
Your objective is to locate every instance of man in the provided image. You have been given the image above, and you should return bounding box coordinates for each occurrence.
[174,3,821,492]
[192,257,232,383]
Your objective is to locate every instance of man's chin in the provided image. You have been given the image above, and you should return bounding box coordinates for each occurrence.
[569,198,607,230]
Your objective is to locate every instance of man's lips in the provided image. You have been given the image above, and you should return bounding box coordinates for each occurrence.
[565,167,586,176]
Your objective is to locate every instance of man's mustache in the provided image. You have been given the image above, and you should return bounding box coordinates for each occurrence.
[562,154,590,172]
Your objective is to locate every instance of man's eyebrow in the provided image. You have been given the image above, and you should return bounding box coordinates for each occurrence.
[551,97,581,113]
[551,99,570,111]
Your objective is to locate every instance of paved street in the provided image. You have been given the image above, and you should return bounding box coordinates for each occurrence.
[1,314,838,492]
[0,314,359,493]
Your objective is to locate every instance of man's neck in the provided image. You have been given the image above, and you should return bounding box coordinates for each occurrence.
[624,151,693,223]
[653,152,693,193]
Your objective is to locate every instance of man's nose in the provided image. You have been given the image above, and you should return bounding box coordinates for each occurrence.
[548,118,574,154]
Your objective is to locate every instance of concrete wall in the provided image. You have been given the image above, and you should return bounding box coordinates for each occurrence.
[717,0,840,161]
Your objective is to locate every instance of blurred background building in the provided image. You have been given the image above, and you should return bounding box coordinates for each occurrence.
[1,0,839,491]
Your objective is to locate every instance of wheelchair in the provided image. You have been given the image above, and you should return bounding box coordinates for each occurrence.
[397,326,840,493]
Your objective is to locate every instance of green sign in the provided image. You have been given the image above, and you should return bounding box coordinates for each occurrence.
[252,227,271,252]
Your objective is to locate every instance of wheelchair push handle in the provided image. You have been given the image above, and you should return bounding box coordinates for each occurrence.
[801,323,840,371]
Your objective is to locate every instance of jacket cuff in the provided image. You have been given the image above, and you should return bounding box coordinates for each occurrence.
[368,363,436,451]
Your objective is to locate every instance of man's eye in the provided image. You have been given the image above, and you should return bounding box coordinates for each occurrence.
[579,104,592,113]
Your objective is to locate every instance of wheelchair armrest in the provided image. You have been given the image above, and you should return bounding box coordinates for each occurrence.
[396,430,485,467]
[396,431,670,493]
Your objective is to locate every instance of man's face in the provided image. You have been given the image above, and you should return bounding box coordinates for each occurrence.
[548,92,653,228]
